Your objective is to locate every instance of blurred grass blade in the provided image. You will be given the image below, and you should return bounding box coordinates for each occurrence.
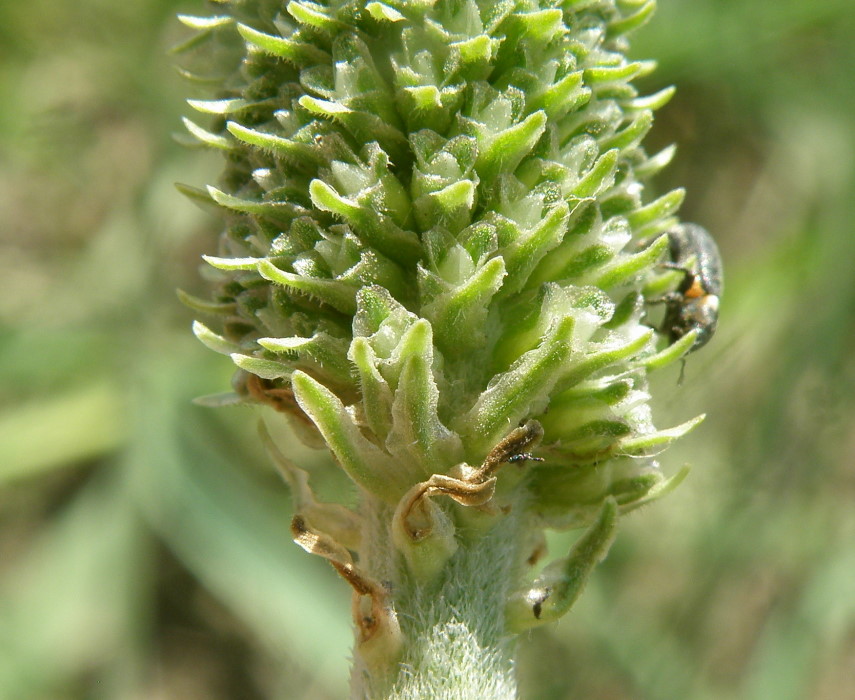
[0,383,125,484]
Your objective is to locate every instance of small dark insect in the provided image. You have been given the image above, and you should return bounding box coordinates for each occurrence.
[506,452,544,464]
[657,223,723,352]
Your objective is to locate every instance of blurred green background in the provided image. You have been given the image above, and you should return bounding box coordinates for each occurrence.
[1,1,853,698]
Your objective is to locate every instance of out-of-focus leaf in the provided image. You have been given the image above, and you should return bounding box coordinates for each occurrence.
[0,473,150,697]
[0,384,125,484]
[127,357,351,698]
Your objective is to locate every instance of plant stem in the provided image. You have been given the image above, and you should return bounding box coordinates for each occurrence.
[352,497,523,700]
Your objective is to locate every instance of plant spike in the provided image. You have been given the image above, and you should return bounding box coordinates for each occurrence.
[178,0,721,697]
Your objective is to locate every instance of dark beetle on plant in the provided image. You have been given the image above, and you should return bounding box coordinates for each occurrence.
[657,223,723,352]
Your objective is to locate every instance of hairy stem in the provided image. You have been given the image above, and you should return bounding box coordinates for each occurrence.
[353,497,523,700]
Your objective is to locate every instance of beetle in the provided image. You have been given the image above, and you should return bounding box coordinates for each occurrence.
[657,223,723,352]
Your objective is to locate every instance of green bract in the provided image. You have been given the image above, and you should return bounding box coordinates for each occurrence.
[178,1,710,696]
